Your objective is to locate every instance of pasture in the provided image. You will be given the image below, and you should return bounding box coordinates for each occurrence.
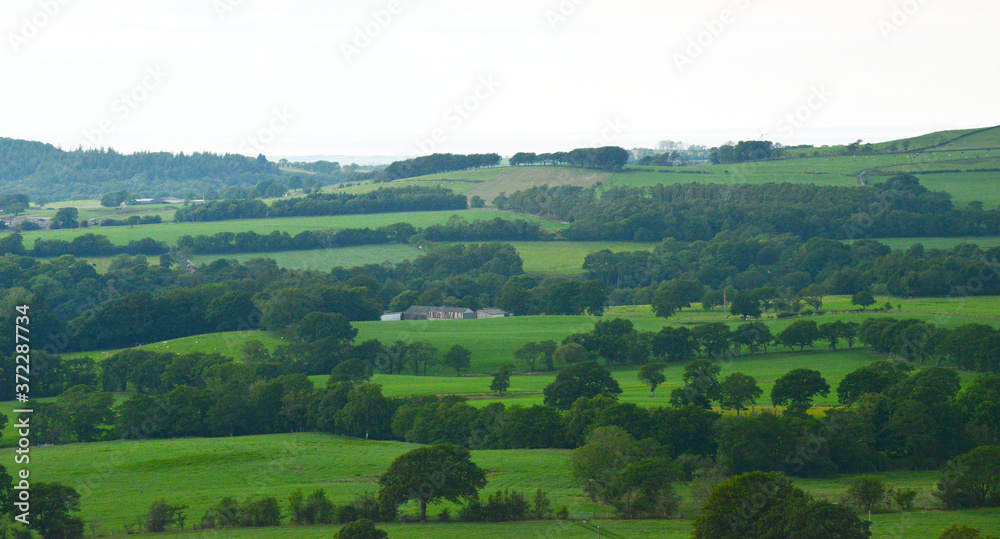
[14,209,562,246]
[10,432,996,538]
[180,241,656,276]
[60,295,1000,375]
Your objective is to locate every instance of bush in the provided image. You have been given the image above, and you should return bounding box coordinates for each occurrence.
[144,499,188,533]
[350,491,397,523]
[934,446,1000,509]
[289,489,335,525]
[438,507,451,522]
[240,497,282,527]
[335,518,388,539]
[939,524,999,539]
[892,487,918,511]
[459,490,530,522]
[335,504,359,524]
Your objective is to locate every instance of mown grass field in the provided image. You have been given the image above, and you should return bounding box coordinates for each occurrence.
[192,244,424,272]
[10,433,996,538]
[180,241,655,275]
[12,209,562,246]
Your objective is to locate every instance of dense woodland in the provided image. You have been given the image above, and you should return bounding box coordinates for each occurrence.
[0,138,281,200]
[497,176,999,241]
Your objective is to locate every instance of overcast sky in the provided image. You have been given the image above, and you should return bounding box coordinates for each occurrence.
[2,0,997,160]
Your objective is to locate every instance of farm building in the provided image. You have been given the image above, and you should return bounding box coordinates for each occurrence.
[381,306,513,322]
[402,306,476,321]
[476,308,512,319]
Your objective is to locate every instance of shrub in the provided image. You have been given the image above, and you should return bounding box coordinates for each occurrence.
[459,490,530,522]
[892,487,918,511]
[939,524,999,539]
[144,499,188,533]
[934,446,1000,509]
[335,518,388,539]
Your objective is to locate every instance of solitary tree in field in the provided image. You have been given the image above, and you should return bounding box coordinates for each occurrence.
[490,365,513,396]
[638,363,666,397]
[378,444,486,521]
[718,373,762,416]
[846,475,888,521]
[443,345,472,376]
[852,291,876,311]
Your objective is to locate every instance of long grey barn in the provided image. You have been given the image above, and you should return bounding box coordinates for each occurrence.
[402,306,477,321]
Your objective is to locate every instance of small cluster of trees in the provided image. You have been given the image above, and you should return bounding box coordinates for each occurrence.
[859,317,1000,373]
[708,140,782,164]
[509,147,630,172]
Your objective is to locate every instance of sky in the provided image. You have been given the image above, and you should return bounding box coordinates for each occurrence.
[2,0,998,161]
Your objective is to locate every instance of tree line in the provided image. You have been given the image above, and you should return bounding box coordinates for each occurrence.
[174,186,468,222]
[496,175,999,241]
[383,154,502,181]
[583,233,1000,299]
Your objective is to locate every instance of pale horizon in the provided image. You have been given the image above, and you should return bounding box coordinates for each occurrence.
[3,0,997,158]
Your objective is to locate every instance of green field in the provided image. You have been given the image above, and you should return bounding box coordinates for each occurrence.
[330,143,1000,208]
[9,433,995,538]
[182,241,654,275]
[192,244,424,272]
[12,209,562,246]
[325,348,887,410]
[62,295,1000,375]
[23,199,181,222]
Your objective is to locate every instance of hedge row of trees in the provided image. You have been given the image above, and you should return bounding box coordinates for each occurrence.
[174,186,468,222]
[173,217,547,255]
[497,175,1000,241]
[383,153,502,181]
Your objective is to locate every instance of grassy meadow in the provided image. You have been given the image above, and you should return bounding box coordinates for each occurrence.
[15,209,562,246]
[61,295,1000,373]
[178,241,656,275]
[9,432,996,538]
